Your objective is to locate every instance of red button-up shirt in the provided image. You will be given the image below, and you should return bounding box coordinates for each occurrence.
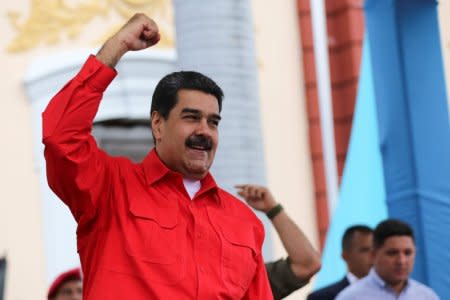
[42,55,273,299]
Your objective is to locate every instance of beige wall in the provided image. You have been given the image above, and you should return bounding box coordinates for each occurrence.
[1,1,317,299]
[1,2,46,299]
[251,1,318,299]
[438,1,450,111]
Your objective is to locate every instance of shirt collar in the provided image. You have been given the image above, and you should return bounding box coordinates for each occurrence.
[142,149,220,202]
[346,272,359,284]
[370,268,387,288]
[142,149,171,185]
[370,268,411,292]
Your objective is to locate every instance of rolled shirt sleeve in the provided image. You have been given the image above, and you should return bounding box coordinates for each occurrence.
[265,257,308,300]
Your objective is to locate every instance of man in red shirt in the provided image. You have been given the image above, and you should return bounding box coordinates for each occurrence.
[42,13,272,300]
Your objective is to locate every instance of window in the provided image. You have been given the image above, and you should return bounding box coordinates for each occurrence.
[93,118,153,163]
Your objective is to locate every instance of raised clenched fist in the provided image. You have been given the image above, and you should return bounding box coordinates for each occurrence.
[115,13,160,52]
[96,13,160,68]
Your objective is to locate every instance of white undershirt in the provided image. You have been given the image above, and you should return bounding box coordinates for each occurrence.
[183,178,201,200]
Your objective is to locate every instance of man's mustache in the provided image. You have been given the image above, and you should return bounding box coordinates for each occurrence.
[185,135,213,151]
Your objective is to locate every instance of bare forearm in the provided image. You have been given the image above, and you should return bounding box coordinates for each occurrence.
[235,184,321,280]
[96,36,128,68]
[271,210,321,280]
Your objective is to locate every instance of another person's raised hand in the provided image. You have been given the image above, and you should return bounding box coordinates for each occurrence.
[235,184,278,213]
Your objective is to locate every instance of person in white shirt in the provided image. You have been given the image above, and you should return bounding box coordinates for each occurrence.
[336,219,439,300]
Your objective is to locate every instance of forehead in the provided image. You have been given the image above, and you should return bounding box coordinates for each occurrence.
[350,231,373,246]
[380,235,415,250]
[174,89,220,113]
[60,279,82,288]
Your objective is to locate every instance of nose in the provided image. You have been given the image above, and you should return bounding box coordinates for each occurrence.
[195,118,212,136]
[398,253,408,265]
[73,292,82,300]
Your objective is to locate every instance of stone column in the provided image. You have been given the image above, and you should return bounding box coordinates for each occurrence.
[173,0,266,193]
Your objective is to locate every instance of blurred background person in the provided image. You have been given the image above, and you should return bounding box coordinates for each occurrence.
[336,219,439,300]
[47,268,82,300]
[307,225,373,300]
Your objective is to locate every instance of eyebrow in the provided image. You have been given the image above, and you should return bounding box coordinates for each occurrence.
[181,108,221,121]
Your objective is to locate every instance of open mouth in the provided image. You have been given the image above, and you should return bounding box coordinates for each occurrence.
[188,145,210,151]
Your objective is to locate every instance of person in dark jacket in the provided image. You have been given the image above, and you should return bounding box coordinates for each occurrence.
[307,225,373,300]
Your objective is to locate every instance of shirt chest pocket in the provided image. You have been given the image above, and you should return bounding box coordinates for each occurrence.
[123,196,187,284]
[219,219,259,294]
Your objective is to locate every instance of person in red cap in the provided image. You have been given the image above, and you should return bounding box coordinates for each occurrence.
[47,268,82,300]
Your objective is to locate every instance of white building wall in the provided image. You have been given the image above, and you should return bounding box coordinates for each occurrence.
[250,1,319,299]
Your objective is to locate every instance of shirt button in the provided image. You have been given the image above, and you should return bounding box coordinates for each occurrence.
[199,266,205,273]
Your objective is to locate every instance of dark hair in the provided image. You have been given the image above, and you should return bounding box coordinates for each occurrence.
[373,219,415,249]
[150,71,224,122]
[342,225,373,251]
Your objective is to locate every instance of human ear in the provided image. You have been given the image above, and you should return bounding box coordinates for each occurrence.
[342,251,349,263]
[151,111,163,141]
